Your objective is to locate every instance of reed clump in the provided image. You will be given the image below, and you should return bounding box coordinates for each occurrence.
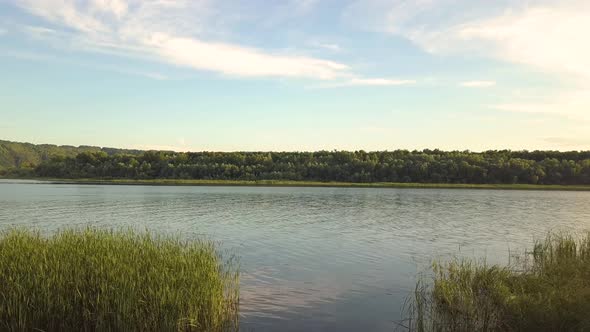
[405,232,590,332]
[0,228,239,332]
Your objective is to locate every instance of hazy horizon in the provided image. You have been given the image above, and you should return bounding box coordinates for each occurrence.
[4,137,590,153]
[1,0,589,152]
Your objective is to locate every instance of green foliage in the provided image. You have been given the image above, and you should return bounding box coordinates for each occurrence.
[0,139,142,171]
[3,139,590,185]
[0,228,239,332]
[405,232,590,331]
[34,149,590,185]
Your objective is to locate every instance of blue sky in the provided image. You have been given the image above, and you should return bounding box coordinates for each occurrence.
[0,0,588,151]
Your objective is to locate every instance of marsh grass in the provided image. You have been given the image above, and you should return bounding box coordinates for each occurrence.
[0,228,239,332]
[403,232,590,332]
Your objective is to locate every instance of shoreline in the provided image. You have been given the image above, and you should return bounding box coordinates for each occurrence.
[4,177,590,191]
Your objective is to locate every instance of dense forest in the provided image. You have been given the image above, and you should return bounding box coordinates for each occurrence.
[0,140,142,173]
[2,140,590,185]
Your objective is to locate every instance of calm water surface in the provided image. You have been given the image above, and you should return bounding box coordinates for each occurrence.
[1,180,590,331]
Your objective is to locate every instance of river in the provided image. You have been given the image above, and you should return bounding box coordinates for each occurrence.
[1,179,589,331]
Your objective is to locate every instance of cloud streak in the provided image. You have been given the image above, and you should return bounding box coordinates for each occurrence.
[451,5,590,80]
[12,0,351,80]
[310,41,342,52]
[346,78,415,86]
[144,33,348,79]
[344,0,590,120]
[310,77,416,89]
[460,81,495,88]
[491,89,590,122]
[346,0,590,79]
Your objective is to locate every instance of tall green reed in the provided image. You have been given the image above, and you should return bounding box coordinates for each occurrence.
[0,228,239,332]
[404,232,590,332]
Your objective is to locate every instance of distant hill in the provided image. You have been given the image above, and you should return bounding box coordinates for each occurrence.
[0,140,143,170]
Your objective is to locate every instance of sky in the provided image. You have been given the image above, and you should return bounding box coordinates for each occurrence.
[0,0,589,152]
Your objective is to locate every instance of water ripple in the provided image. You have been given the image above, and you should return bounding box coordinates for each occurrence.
[1,183,590,331]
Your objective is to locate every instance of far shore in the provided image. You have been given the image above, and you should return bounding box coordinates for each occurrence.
[4,177,590,191]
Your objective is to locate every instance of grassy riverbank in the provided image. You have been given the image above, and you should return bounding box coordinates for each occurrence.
[406,232,590,331]
[0,228,239,331]
[14,177,590,191]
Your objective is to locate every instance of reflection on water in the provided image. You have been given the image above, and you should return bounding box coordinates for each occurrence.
[1,180,590,331]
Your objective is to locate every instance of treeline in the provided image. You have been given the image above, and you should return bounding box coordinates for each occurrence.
[31,149,590,185]
[0,140,143,171]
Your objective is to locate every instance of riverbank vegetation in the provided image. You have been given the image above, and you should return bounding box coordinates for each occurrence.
[40,178,590,191]
[405,232,590,331]
[0,228,239,331]
[0,139,141,170]
[2,139,590,185]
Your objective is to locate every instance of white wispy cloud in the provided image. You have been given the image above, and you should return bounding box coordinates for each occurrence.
[17,0,110,33]
[11,0,351,80]
[491,89,590,122]
[344,0,590,120]
[460,80,496,88]
[346,0,590,79]
[144,33,348,79]
[346,78,415,86]
[310,77,415,88]
[0,28,6,36]
[450,5,590,80]
[310,41,342,52]
[91,0,128,19]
